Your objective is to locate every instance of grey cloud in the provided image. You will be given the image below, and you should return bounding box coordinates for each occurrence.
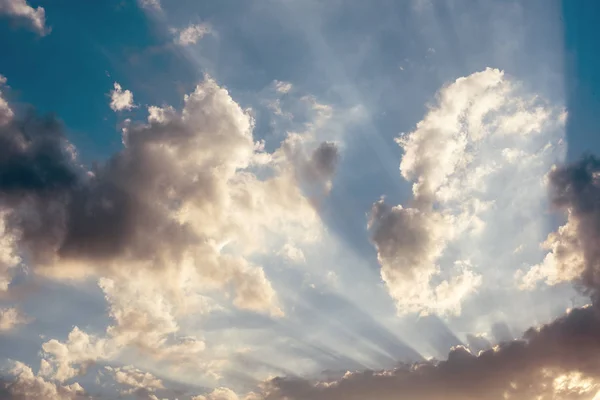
[257,156,600,400]
[548,155,600,301]
[264,306,600,400]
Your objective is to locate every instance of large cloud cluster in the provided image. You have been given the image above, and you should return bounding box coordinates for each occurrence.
[369,68,566,315]
[258,154,600,400]
[0,74,339,390]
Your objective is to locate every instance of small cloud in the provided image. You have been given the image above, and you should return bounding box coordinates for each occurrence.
[174,23,211,46]
[274,80,293,94]
[278,243,306,264]
[137,0,161,11]
[0,307,30,331]
[0,0,49,35]
[109,82,136,112]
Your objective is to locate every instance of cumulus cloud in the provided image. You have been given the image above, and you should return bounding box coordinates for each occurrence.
[0,0,48,35]
[369,68,565,315]
[0,75,339,383]
[0,307,29,331]
[174,23,211,46]
[105,365,164,396]
[519,156,600,299]
[263,304,600,400]
[4,361,86,399]
[257,153,600,400]
[109,82,136,112]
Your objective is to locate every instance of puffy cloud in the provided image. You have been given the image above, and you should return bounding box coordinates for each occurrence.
[517,212,585,289]
[109,82,136,112]
[278,243,305,264]
[0,75,14,125]
[0,75,338,384]
[261,154,600,400]
[41,327,112,382]
[263,305,600,400]
[0,307,29,331]
[0,76,324,312]
[174,23,211,46]
[369,68,565,315]
[4,361,86,399]
[519,156,600,300]
[105,365,164,395]
[273,81,293,94]
[0,0,48,35]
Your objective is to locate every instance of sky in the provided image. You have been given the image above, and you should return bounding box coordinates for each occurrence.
[1,0,600,399]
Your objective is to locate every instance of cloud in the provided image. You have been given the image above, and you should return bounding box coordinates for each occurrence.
[263,304,600,400]
[273,81,293,94]
[256,153,600,400]
[137,0,161,11]
[4,361,86,399]
[105,365,164,395]
[109,82,136,112]
[517,212,585,289]
[0,75,339,384]
[174,23,211,46]
[193,387,261,400]
[0,0,48,35]
[519,156,600,299]
[0,75,14,125]
[369,68,565,315]
[0,307,29,331]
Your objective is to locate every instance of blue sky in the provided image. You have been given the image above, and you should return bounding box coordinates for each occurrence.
[1,1,600,399]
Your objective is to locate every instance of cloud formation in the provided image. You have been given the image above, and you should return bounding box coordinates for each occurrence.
[138,0,161,12]
[5,361,86,400]
[174,23,211,46]
[0,307,29,331]
[254,153,600,400]
[0,74,338,386]
[109,82,136,112]
[0,0,48,35]
[369,68,566,315]
[520,156,600,298]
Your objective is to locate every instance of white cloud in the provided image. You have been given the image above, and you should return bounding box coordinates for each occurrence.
[6,361,85,399]
[278,242,306,264]
[0,74,14,125]
[8,77,338,384]
[105,365,164,395]
[0,0,48,35]
[517,212,585,289]
[138,0,161,11]
[274,81,293,94]
[175,23,211,46]
[370,68,566,315]
[109,82,136,112]
[0,307,29,331]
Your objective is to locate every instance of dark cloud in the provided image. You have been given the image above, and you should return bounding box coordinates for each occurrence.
[260,156,600,400]
[548,155,600,301]
[265,306,600,400]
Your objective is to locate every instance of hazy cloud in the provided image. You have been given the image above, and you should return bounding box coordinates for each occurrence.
[174,23,211,46]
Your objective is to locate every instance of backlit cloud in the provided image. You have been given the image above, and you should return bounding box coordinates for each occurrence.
[370,68,566,315]
[0,0,48,35]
